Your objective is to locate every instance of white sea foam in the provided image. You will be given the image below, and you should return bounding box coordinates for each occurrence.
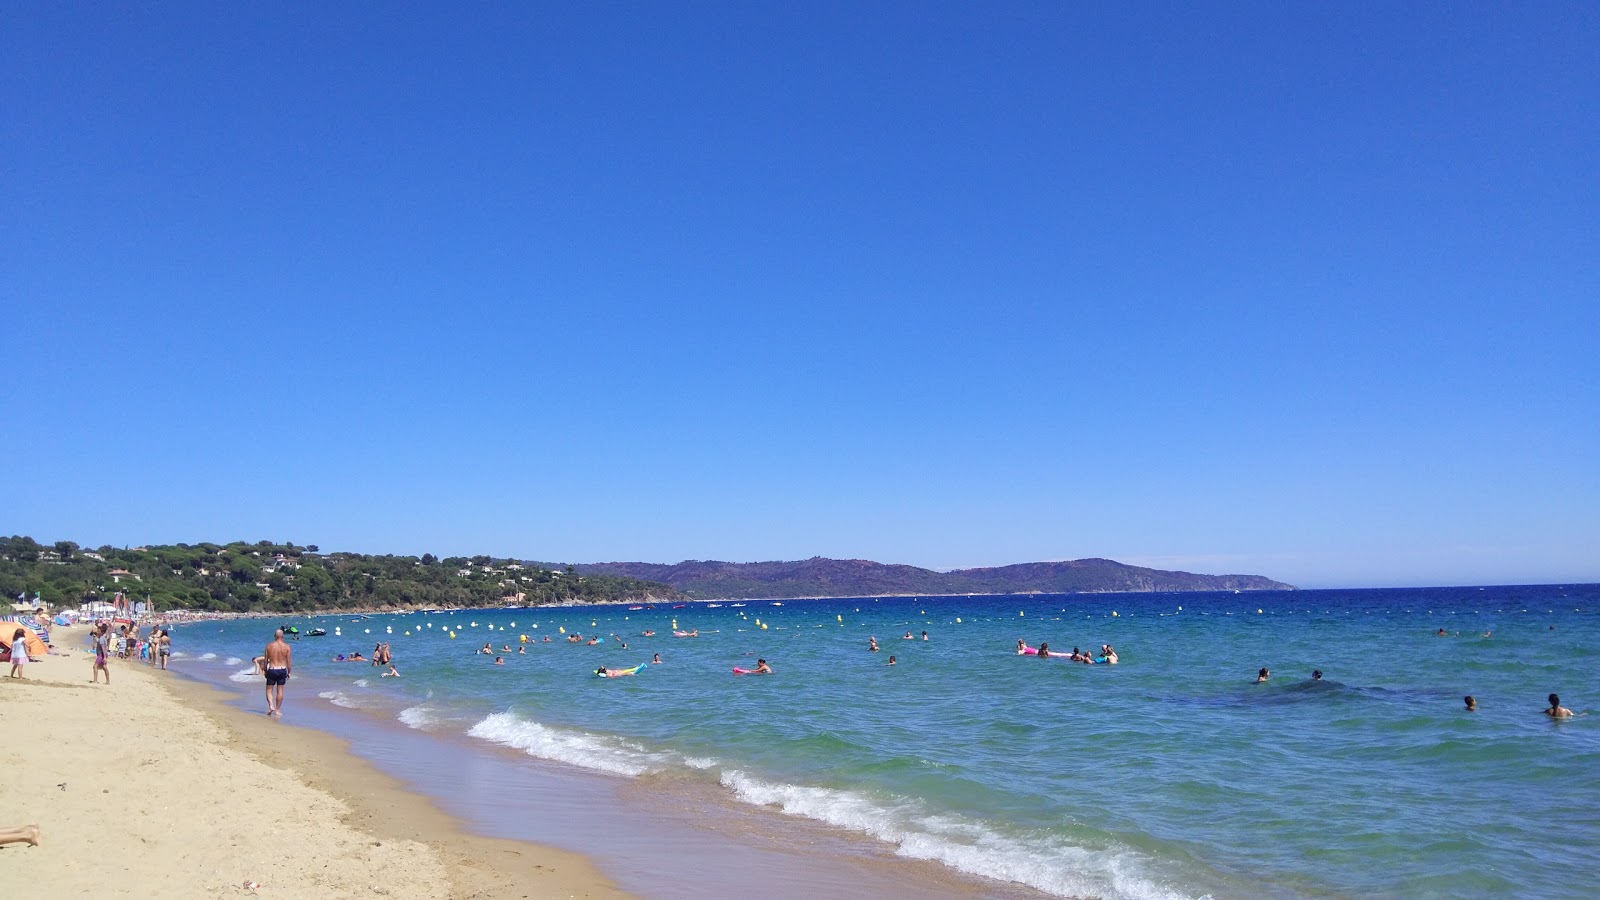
[198,652,217,660]
[465,712,672,777]
[353,679,368,687]
[719,771,1196,900]
[229,666,260,683]
[225,656,242,666]
[398,706,438,730]
[318,690,358,709]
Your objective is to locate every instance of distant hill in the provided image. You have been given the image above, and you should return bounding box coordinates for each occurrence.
[560,556,1295,600]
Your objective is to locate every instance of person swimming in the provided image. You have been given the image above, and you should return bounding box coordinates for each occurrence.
[493,656,505,665]
[1312,670,1323,681]
[1016,639,1029,655]
[753,658,771,674]
[1464,695,1477,711]
[904,632,913,639]
[1545,693,1574,718]
[887,655,897,666]
[1037,643,1051,658]
[1255,667,1270,683]
[651,653,662,664]
[868,636,879,652]
[383,665,400,677]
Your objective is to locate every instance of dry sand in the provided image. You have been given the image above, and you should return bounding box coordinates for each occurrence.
[0,626,628,899]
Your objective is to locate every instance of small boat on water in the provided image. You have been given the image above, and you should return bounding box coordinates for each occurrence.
[706,603,723,608]
[628,606,644,611]
[307,628,327,637]
[672,604,687,609]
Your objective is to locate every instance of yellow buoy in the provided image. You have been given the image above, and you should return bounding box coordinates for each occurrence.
[1111,611,1118,617]
[558,626,566,634]
[956,617,962,623]
[448,631,456,639]
[405,630,411,636]
[761,623,768,630]
[1257,609,1263,614]
[1019,611,1024,617]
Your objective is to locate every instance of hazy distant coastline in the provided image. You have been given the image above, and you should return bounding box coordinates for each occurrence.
[558,556,1297,601]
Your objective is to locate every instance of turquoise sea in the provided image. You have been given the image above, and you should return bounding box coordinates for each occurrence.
[172,585,1599,899]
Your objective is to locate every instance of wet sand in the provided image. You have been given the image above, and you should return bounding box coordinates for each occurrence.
[181,648,1043,899]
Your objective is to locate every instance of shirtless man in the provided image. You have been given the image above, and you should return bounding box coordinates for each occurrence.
[1545,693,1574,718]
[262,629,293,717]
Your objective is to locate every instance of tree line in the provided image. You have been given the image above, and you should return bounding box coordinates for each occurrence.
[0,535,679,613]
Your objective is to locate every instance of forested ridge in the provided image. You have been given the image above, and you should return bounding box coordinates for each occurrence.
[0,535,679,613]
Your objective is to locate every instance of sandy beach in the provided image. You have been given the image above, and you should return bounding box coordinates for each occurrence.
[0,625,626,899]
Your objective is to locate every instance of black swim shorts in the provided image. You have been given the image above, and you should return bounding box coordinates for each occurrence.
[265,667,289,686]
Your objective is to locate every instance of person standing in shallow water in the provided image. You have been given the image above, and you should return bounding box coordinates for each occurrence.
[262,629,293,717]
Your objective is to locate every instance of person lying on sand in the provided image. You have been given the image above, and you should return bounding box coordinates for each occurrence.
[0,824,41,847]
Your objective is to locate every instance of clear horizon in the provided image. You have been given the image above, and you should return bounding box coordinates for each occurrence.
[5,5,1597,591]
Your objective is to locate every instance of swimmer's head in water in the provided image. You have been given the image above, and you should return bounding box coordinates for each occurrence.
[1465,695,1477,710]
[1312,670,1322,680]
[1549,693,1561,707]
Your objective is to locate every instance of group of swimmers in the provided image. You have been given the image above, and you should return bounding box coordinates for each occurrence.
[1253,666,1579,719]
[1015,639,1117,664]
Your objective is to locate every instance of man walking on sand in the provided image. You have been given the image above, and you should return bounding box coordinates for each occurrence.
[263,628,293,717]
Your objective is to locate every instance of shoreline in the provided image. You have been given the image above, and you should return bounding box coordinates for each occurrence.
[1,627,626,899]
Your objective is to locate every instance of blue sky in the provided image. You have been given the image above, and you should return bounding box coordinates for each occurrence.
[4,3,1596,588]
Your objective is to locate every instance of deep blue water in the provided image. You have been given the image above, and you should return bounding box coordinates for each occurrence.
[174,585,1600,899]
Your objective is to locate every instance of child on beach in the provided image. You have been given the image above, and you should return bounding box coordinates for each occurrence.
[92,622,112,684]
[8,628,29,678]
